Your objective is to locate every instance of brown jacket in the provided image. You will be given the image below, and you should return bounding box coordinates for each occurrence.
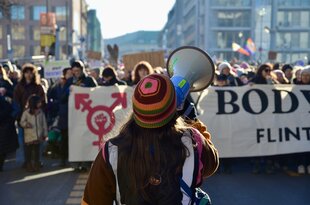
[82,122,219,205]
[13,82,46,114]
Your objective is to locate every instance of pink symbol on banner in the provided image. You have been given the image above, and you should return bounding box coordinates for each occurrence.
[75,93,127,149]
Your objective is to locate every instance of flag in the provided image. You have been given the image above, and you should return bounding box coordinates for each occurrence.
[232,42,250,56]
[245,38,256,55]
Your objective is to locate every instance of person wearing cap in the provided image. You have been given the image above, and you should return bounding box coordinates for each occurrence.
[218,62,243,86]
[82,74,219,205]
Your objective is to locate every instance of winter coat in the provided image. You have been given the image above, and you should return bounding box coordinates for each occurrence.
[0,96,19,154]
[13,82,46,119]
[20,109,48,144]
[0,78,13,98]
[82,122,219,205]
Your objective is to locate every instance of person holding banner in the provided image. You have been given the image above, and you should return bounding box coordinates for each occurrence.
[82,74,219,205]
[300,67,310,85]
[63,61,97,170]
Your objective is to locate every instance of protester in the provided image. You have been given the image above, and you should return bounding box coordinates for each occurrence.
[250,64,279,84]
[215,74,228,87]
[64,60,97,170]
[282,64,293,82]
[101,66,127,86]
[292,66,303,84]
[0,65,19,171]
[82,74,219,204]
[56,67,73,167]
[272,70,290,84]
[300,67,310,85]
[218,62,243,86]
[13,63,46,167]
[89,68,103,85]
[20,95,47,172]
[67,60,98,88]
[132,61,154,85]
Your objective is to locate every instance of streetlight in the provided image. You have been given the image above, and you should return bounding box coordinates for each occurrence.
[258,8,266,62]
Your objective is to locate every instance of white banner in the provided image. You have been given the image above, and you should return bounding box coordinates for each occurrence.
[44,60,70,79]
[69,85,133,162]
[68,85,310,161]
[198,85,310,158]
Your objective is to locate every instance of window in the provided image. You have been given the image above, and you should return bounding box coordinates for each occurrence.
[11,5,25,20]
[31,46,41,56]
[216,31,250,48]
[278,0,310,6]
[217,11,251,27]
[32,6,46,20]
[12,26,25,40]
[33,27,40,41]
[56,6,66,21]
[13,45,25,57]
[59,29,67,41]
[0,8,3,19]
[300,32,309,49]
[276,32,309,49]
[212,0,251,7]
[278,11,310,27]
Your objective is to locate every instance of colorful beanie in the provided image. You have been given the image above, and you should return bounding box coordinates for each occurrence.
[132,74,177,128]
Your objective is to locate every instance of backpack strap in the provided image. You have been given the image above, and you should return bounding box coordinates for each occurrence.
[102,140,122,205]
[181,130,199,205]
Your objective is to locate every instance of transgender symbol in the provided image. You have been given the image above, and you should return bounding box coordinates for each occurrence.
[75,92,127,149]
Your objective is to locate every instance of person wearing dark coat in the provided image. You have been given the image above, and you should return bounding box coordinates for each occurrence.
[100,66,127,86]
[13,64,46,167]
[0,66,18,171]
[58,61,96,168]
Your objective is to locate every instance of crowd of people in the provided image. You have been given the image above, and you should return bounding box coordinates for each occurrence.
[0,58,310,175]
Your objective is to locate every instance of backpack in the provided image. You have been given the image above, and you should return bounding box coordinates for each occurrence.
[102,128,211,205]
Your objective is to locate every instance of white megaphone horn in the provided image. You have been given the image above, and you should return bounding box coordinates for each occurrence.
[166,46,215,110]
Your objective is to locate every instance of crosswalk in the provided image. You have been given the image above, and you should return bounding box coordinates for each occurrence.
[66,173,89,204]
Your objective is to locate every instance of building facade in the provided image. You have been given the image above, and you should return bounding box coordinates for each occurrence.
[162,0,310,63]
[87,9,102,53]
[0,0,88,60]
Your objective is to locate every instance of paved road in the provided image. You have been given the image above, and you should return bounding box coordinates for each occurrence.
[1,155,309,205]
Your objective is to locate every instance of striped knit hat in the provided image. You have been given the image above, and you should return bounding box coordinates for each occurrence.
[132,74,177,128]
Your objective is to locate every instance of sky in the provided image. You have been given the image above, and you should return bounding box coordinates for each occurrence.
[86,0,175,39]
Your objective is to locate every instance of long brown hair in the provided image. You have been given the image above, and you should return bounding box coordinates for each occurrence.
[20,63,40,85]
[115,114,188,203]
[132,61,154,85]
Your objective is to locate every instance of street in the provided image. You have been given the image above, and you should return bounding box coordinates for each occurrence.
[1,154,309,205]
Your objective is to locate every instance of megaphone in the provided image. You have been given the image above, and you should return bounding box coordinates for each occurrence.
[166,46,215,110]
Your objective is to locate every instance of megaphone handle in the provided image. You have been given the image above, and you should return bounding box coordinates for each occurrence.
[171,76,190,110]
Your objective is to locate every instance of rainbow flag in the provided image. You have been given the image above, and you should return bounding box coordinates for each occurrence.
[245,38,256,55]
[232,42,250,56]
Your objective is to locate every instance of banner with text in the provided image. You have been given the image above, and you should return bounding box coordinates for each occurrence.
[198,85,310,158]
[68,85,310,161]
